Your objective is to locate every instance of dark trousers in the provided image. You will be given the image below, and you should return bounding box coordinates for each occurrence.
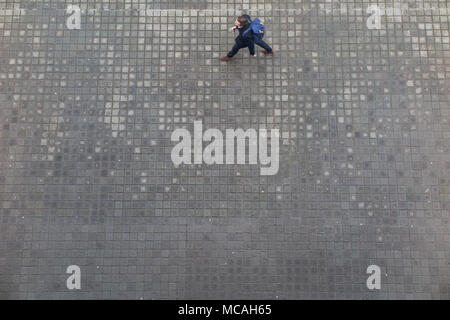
[227,39,272,57]
[227,42,255,57]
[255,39,272,52]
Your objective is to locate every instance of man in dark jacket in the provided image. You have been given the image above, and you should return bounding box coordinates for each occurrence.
[219,15,257,61]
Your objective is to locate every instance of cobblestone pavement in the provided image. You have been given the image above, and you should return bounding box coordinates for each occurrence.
[0,0,449,299]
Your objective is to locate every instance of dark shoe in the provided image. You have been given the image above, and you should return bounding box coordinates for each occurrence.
[220,56,232,61]
[262,49,274,55]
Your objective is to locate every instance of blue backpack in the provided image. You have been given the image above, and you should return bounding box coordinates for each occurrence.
[242,15,265,41]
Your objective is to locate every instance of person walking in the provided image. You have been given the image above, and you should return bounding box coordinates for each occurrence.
[220,14,273,61]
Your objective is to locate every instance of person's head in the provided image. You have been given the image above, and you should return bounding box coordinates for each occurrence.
[234,15,249,27]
